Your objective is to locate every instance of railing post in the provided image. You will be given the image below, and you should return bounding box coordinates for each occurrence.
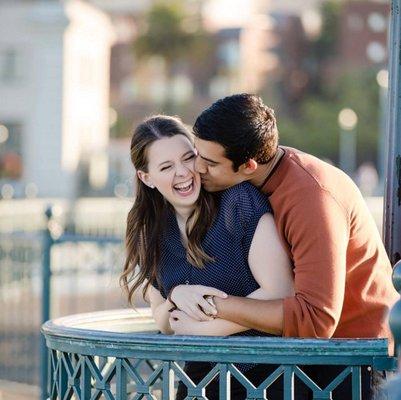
[389,263,401,400]
[390,260,401,354]
[40,206,54,400]
[386,2,401,392]
[384,0,401,265]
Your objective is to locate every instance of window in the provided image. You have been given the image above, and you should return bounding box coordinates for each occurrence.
[0,48,22,83]
[347,14,364,31]
[367,13,387,33]
[366,41,386,63]
[0,122,23,179]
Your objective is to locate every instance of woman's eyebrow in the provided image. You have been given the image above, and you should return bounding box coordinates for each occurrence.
[158,160,172,167]
[157,151,194,167]
[182,150,195,158]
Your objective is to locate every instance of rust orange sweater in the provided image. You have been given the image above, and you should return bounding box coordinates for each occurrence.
[261,147,398,340]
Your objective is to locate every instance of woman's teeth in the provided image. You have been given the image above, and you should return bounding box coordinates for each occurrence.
[174,179,193,193]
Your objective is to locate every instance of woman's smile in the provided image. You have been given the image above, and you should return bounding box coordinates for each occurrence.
[141,135,202,211]
[173,178,196,197]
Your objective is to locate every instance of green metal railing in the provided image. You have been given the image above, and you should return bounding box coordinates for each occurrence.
[0,231,43,384]
[39,207,124,399]
[42,309,396,399]
[384,0,401,265]
[0,207,126,390]
[385,0,401,395]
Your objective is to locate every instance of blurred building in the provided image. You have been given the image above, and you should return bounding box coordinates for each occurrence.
[337,1,389,69]
[0,0,115,199]
[107,137,132,198]
[265,0,324,16]
[258,0,325,39]
[206,9,275,97]
[205,0,311,102]
[86,0,150,108]
[268,13,310,104]
[88,0,151,14]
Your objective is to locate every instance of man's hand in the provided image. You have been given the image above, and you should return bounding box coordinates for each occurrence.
[169,310,206,335]
[170,284,227,321]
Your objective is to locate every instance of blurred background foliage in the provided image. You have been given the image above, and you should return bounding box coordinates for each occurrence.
[113,0,383,167]
[0,0,389,198]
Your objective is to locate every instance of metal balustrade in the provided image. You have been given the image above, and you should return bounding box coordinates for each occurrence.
[42,309,396,400]
[0,231,43,384]
[0,215,126,387]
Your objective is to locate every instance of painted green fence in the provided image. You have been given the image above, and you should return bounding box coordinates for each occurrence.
[42,309,397,400]
[0,231,43,384]
[0,207,126,388]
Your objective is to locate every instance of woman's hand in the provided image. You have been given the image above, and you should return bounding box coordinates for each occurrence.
[169,310,210,335]
[170,284,227,321]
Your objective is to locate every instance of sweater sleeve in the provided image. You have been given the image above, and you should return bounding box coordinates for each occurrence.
[282,188,349,338]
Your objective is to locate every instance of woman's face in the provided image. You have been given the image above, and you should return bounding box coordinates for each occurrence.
[138,135,201,212]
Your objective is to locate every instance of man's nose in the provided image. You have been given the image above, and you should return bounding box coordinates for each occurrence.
[195,156,207,174]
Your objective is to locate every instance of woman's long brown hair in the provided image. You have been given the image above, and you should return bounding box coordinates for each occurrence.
[120,115,218,305]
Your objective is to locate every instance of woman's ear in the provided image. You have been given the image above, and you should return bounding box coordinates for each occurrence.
[137,170,155,189]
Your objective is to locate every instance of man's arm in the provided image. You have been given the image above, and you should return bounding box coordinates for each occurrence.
[170,287,284,336]
[169,309,249,336]
[214,190,349,338]
[214,297,284,335]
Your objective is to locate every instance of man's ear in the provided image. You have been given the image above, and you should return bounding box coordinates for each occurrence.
[137,170,155,188]
[241,159,258,175]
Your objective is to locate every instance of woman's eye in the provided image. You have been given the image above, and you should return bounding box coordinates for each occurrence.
[160,165,171,171]
[184,154,195,161]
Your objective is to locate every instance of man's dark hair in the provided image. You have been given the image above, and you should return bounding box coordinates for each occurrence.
[193,93,279,171]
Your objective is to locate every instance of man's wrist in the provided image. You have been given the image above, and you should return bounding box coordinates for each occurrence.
[213,295,229,318]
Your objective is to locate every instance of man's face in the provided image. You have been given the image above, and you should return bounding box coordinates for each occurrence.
[194,138,245,192]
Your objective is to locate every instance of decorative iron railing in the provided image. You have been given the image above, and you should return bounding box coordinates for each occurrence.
[42,309,396,400]
[0,208,126,387]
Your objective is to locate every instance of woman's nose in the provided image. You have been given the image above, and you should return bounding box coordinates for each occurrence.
[175,162,190,176]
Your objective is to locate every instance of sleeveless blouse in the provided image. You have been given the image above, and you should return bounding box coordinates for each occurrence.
[153,182,275,371]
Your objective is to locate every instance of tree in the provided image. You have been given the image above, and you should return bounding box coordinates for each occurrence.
[309,0,341,95]
[134,1,192,72]
[271,0,380,167]
[133,0,216,105]
[277,68,380,166]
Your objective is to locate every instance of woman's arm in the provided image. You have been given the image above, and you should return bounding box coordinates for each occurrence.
[169,309,249,336]
[149,285,239,335]
[248,213,294,299]
[148,285,176,334]
[211,213,294,335]
[171,214,294,336]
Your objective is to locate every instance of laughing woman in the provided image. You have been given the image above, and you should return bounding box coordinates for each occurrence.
[120,115,294,400]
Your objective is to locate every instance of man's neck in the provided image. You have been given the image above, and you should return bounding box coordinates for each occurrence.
[249,147,285,188]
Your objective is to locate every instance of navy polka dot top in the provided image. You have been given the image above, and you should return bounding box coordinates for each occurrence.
[156,182,272,299]
[153,182,276,372]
